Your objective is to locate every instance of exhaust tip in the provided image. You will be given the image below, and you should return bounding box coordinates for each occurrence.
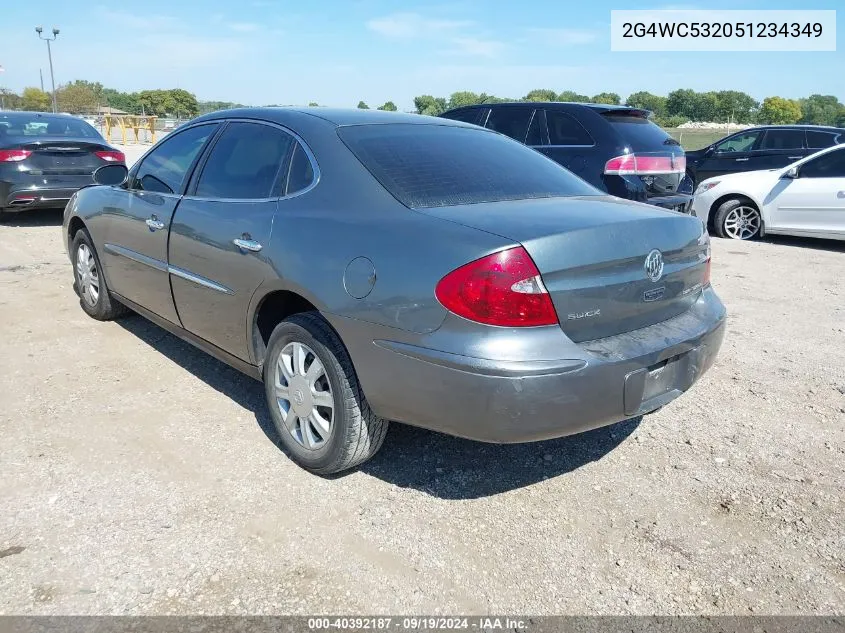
[9,197,37,206]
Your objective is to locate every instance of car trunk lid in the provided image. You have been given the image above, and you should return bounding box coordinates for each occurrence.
[421,196,709,342]
[20,139,114,175]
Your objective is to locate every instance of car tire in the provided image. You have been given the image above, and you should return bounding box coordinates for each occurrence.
[263,312,389,475]
[71,229,129,321]
[713,198,761,241]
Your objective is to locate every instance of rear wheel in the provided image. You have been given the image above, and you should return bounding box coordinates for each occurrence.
[71,229,128,320]
[713,198,761,240]
[263,312,388,475]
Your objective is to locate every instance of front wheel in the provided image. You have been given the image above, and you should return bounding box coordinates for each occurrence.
[713,199,761,241]
[71,229,128,320]
[263,312,388,475]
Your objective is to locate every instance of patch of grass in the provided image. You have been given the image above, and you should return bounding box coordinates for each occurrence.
[663,128,742,151]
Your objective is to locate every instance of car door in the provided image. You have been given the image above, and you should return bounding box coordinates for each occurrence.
[534,109,596,181]
[101,123,220,324]
[695,129,762,182]
[167,120,305,360]
[767,146,845,236]
[751,128,807,172]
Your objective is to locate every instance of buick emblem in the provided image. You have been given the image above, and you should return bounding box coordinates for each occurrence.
[293,390,304,406]
[644,249,664,283]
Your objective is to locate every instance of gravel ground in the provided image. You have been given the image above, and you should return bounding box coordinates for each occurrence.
[0,208,843,616]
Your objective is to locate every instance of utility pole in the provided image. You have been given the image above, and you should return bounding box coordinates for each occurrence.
[39,69,44,92]
[35,26,59,113]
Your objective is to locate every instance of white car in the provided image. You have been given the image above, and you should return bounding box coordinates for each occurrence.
[691,143,845,241]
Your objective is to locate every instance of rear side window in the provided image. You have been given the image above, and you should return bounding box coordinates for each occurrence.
[196,122,293,199]
[806,130,842,148]
[440,109,482,125]
[602,113,679,151]
[485,107,535,143]
[759,129,804,150]
[546,110,593,145]
[338,123,599,209]
[286,142,315,195]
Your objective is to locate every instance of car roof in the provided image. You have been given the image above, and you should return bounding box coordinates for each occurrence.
[445,101,642,112]
[0,111,79,120]
[740,124,845,132]
[193,106,473,129]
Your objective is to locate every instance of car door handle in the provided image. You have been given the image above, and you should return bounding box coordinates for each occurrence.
[788,156,802,160]
[233,238,262,252]
[735,158,749,162]
[145,216,165,231]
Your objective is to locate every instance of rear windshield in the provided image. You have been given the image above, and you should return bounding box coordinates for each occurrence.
[338,123,599,209]
[602,113,679,152]
[0,114,101,140]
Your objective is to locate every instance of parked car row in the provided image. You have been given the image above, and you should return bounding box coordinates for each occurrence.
[440,102,693,213]
[6,103,841,474]
[692,143,845,241]
[436,105,845,243]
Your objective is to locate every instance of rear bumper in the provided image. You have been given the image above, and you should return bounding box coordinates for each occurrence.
[648,193,694,213]
[332,287,726,443]
[1,178,94,211]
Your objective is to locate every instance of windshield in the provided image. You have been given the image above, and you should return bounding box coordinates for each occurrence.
[338,123,599,209]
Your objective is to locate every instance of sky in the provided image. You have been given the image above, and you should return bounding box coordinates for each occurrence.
[1,0,842,110]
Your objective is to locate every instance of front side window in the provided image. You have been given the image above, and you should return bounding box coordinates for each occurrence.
[132,124,217,194]
[715,131,760,153]
[196,122,294,199]
[799,148,845,178]
[759,129,805,150]
[484,107,535,143]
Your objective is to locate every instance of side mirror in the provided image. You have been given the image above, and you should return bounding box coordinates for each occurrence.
[704,145,716,156]
[94,164,128,186]
[783,166,799,179]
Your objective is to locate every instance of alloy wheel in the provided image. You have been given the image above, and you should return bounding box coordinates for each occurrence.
[723,206,761,240]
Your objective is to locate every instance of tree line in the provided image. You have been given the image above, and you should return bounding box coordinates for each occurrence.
[0,81,200,118]
[408,89,845,128]
[2,81,843,128]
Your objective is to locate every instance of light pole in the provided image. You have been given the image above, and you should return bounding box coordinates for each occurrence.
[35,26,59,113]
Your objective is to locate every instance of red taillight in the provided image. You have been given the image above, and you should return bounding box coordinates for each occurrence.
[604,154,685,175]
[0,149,32,162]
[435,246,558,327]
[95,150,125,163]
